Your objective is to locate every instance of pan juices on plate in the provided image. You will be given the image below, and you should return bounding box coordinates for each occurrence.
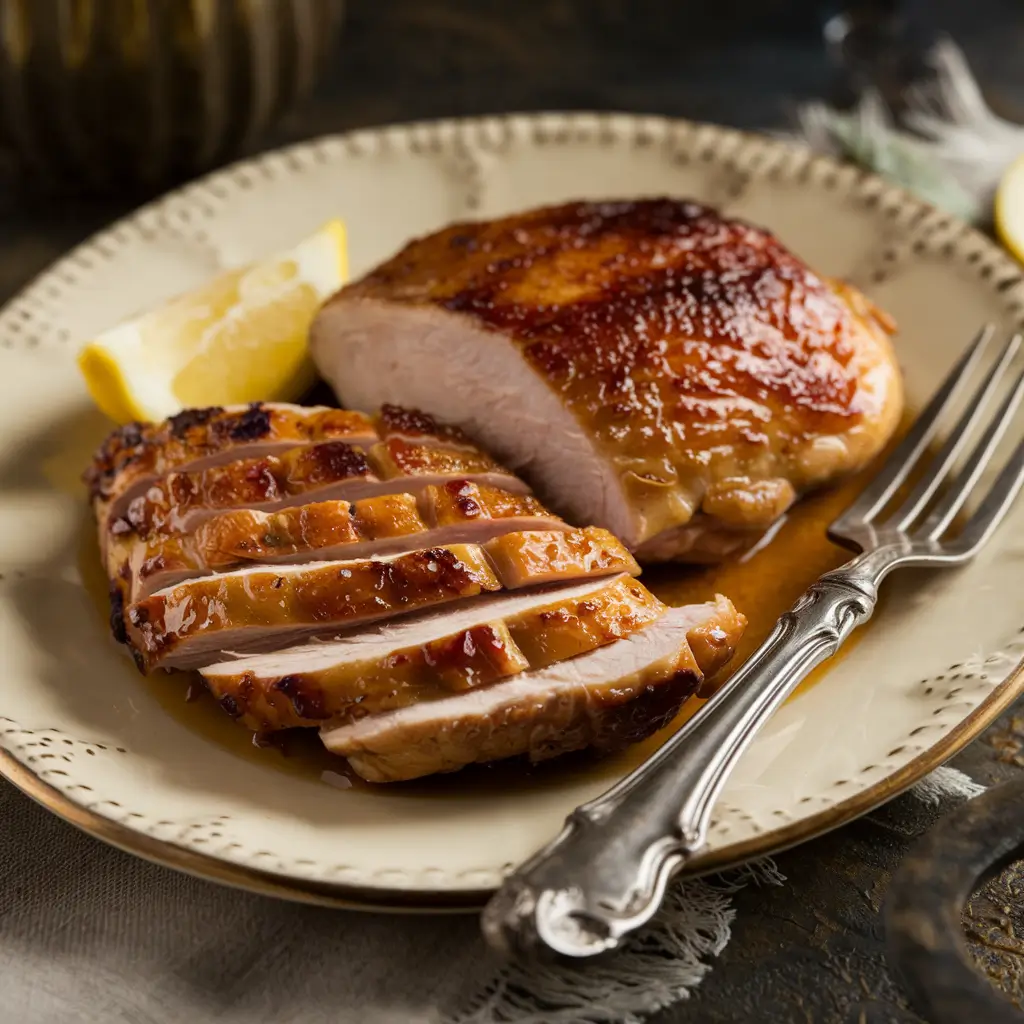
[85,197,902,784]
[88,402,746,781]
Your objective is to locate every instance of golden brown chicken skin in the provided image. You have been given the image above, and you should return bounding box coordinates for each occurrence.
[314,198,904,560]
[85,404,378,520]
[107,484,570,606]
[200,574,667,732]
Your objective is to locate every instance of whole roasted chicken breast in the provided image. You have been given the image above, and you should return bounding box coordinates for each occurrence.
[311,198,903,560]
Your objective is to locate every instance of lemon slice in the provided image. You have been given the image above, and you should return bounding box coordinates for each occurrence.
[78,219,348,424]
[995,155,1024,266]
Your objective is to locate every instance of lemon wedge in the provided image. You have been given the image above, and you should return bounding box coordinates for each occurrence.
[78,219,348,424]
[995,155,1024,266]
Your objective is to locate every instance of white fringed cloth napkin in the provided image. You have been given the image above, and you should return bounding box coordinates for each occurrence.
[0,768,983,1023]
[3,38,1016,1024]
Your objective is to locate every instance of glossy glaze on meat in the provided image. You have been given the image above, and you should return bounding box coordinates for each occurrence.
[86,403,378,522]
[125,545,504,672]
[429,479,550,526]
[85,402,476,512]
[321,597,744,782]
[125,528,639,671]
[312,198,903,559]
[107,483,568,603]
[201,574,666,731]
[110,437,526,542]
[370,436,509,479]
[87,395,749,779]
[196,484,562,571]
[483,527,639,586]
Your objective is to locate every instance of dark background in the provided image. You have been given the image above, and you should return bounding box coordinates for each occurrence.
[2,1,1024,1020]
[4,0,1024,304]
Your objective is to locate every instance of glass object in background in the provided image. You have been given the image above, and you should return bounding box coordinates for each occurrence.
[821,0,938,111]
[0,0,345,193]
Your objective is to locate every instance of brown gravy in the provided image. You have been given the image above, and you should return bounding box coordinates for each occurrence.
[79,458,881,793]
[620,461,883,767]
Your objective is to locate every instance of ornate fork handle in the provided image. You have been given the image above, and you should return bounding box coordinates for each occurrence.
[482,550,891,959]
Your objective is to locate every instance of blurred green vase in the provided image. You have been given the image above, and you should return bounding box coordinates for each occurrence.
[0,0,345,191]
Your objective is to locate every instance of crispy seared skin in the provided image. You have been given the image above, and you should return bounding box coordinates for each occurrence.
[125,545,503,672]
[110,438,525,541]
[108,483,569,604]
[429,479,553,526]
[211,622,530,732]
[109,493,425,606]
[194,483,559,575]
[85,403,377,515]
[86,402,476,510]
[197,493,428,568]
[368,437,506,478]
[125,529,639,671]
[314,198,903,558]
[201,575,666,731]
[111,441,373,539]
[86,402,518,536]
[322,597,745,782]
[483,528,639,587]
[373,404,475,448]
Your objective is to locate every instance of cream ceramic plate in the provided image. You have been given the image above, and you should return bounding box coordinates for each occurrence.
[1,114,1023,909]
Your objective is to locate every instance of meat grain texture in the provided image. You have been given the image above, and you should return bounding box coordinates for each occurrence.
[322,598,745,782]
[87,398,746,781]
[311,198,903,562]
[92,194,898,780]
[201,575,666,731]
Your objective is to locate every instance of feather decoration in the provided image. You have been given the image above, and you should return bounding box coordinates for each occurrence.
[788,38,1024,226]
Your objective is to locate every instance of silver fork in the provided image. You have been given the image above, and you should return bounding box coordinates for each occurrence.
[482,325,1024,960]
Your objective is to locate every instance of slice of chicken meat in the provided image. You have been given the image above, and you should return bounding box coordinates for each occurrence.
[109,482,569,603]
[125,528,639,671]
[109,435,527,543]
[86,403,379,525]
[201,574,665,731]
[321,596,745,782]
[311,198,903,561]
[476,528,640,587]
[126,545,502,672]
[85,402,484,526]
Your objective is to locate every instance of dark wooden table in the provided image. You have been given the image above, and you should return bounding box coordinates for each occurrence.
[2,2,1023,1020]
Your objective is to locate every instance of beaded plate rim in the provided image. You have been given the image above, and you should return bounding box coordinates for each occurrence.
[1,111,1022,909]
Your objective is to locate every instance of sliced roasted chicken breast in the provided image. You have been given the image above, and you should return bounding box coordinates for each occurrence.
[126,545,501,672]
[321,596,744,782]
[109,482,568,603]
[126,529,638,671]
[110,437,527,542]
[87,404,378,525]
[86,402,483,522]
[202,574,665,731]
[87,398,751,785]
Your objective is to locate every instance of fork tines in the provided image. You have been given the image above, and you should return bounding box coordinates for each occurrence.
[830,325,1024,558]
